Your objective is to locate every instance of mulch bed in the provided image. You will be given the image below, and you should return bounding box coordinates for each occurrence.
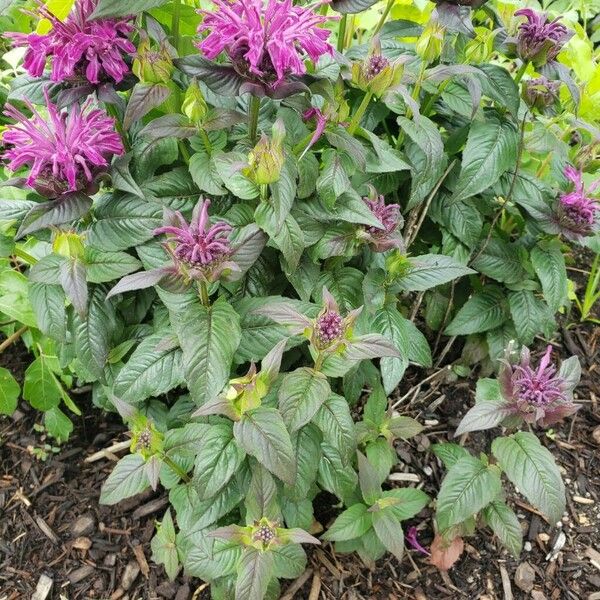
[1,318,599,600]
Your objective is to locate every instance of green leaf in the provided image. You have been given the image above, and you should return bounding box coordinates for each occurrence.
[432,443,471,469]
[29,283,67,341]
[318,443,360,506]
[483,501,523,558]
[0,367,20,416]
[285,424,322,500]
[445,286,508,335]
[315,267,363,312]
[454,400,513,436]
[372,305,410,394]
[113,333,184,404]
[213,151,259,200]
[278,367,331,433]
[436,456,502,529]
[531,242,569,313]
[365,438,396,485]
[235,548,273,600]
[331,0,377,13]
[322,503,372,541]
[450,113,519,204]
[316,149,352,207]
[477,64,520,116]
[358,451,382,504]
[400,254,475,292]
[472,239,529,284]
[233,407,296,485]
[23,356,62,411]
[100,454,150,505]
[271,543,306,579]
[312,393,356,464]
[387,416,424,440]
[380,488,430,521]
[91,0,168,18]
[0,271,39,328]
[184,534,240,581]
[398,115,447,209]
[372,510,405,561]
[43,406,73,442]
[151,509,180,581]
[245,464,279,523]
[194,424,246,500]
[189,149,226,195]
[508,290,553,346]
[171,297,241,407]
[164,423,212,459]
[492,431,565,524]
[84,248,143,284]
[123,83,171,130]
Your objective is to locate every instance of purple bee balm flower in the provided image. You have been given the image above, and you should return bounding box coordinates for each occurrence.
[155,199,233,268]
[362,192,405,252]
[2,89,124,197]
[301,107,328,158]
[7,0,135,85]
[514,8,571,66]
[197,0,335,90]
[554,166,600,241]
[499,345,581,427]
[316,310,344,345]
[364,54,390,80]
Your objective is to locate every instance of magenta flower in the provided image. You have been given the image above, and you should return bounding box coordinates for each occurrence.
[2,90,124,197]
[196,0,334,90]
[498,345,581,428]
[362,192,404,252]
[406,527,430,556]
[514,9,571,66]
[554,166,600,241]
[316,309,343,346]
[7,0,135,85]
[300,107,328,158]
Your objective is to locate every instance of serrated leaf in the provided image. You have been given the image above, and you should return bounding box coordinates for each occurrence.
[312,393,356,464]
[331,0,377,12]
[508,290,553,346]
[278,368,331,433]
[29,283,67,341]
[445,286,508,335]
[171,297,241,407]
[380,488,430,521]
[124,83,171,130]
[492,431,565,524]
[436,456,502,529]
[472,238,529,284]
[151,509,180,581]
[91,0,168,18]
[316,150,352,207]
[85,248,142,284]
[113,333,184,404]
[372,510,404,561]
[483,501,523,558]
[184,534,241,581]
[235,548,273,600]
[23,356,61,411]
[233,407,296,485]
[100,454,149,505]
[0,367,20,416]
[450,112,519,204]
[59,258,88,317]
[531,242,568,312]
[322,503,371,541]
[454,401,513,436]
[286,424,322,500]
[400,254,475,292]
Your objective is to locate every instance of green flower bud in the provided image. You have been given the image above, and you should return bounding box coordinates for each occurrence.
[244,118,286,185]
[132,37,174,85]
[53,231,85,260]
[385,251,412,279]
[182,79,208,125]
[130,415,164,460]
[351,40,404,97]
[415,22,445,64]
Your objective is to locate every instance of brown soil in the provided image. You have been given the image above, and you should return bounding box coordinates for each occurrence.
[0,321,599,600]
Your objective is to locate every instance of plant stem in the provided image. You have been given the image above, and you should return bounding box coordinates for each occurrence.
[514,61,528,85]
[172,0,182,54]
[314,353,324,372]
[248,95,261,144]
[337,15,347,52]
[373,0,394,36]
[199,281,210,307]
[260,184,269,202]
[14,247,38,265]
[162,454,191,483]
[178,140,190,164]
[347,91,373,135]
[0,326,28,354]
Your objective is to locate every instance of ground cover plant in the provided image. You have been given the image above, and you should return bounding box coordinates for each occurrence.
[0,0,599,598]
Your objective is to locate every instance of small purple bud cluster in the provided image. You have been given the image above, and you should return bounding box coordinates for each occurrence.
[522,76,560,112]
[556,166,599,240]
[253,524,276,544]
[316,311,344,345]
[364,194,401,235]
[365,55,389,80]
[135,428,153,452]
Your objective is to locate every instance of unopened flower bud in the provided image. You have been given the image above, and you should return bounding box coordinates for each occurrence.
[351,39,404,97]
[182,79,208,125]
[133,36,174,84]
[53,231,85,260]
[386,251,412,279]
[244,119,286,185]
[416,22,445,64]
[522,77,560,113]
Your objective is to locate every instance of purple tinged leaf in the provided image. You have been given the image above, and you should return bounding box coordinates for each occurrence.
[16,193,93,239]
[261,339,287,382]
[145,455,162,491]
[59,258,88,317]
[123,83,171,130]
[111,154,145,199]
[557,356,581,394]
[235,547,274,600]
[202,108,247,132]
[207,525,246,542]
[140,114,197,140]
[252,303,312,333]
[345,334,401,360]
[357,450,381,505]
[454,401,515,437]
[174,56,245,96]
[106,268,171,299]
[191,395,240,420]
[229,224,267,279]
[283,528,321,545]
[108,393,136,420]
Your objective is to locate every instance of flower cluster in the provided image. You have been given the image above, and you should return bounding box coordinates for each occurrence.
[362,192,404,252]
[196,0,334,90]
[522,76,561,114]
[555,166,600,240]
[2,90,124,197]
[514,9,571,67]
[8,0,135,85]
[155,200,233,269]
[498,345,580,427]
[316,310,344,346]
